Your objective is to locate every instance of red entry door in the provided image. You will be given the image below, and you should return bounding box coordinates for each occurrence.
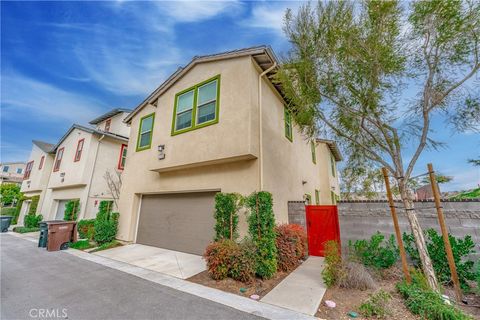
[306,205,341,256]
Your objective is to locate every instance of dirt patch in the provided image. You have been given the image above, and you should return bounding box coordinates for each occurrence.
[443,287,480,319]
[187,269,293,299]
[316,279,419,320]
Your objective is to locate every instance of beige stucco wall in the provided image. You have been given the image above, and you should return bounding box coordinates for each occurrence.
[117,56,341,243]
[95,112,131,137]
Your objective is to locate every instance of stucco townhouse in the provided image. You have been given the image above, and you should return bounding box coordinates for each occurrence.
[117,46,342,255]
[19,109,131,224]
[0,162,26,186]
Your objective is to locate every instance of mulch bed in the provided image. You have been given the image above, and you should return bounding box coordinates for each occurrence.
[187,268,295,299]
[316,278,420,320]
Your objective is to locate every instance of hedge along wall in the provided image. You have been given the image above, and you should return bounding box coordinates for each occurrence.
[287,200,480,262]
[28,195,40,215]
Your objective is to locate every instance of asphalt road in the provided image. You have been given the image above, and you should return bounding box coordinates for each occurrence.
[1,234,262,320]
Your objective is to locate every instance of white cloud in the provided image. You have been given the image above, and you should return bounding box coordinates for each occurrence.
[441,167,480,191]
[1,71,104,124]
[241,1,302,35]
[154,0,243,23]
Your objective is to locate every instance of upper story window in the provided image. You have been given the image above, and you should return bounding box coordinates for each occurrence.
[118,144,127,170]
[105,118,111,132]
[136,113,155,151]
[311,141,316,164]
[23,161,34,179]
[17,168,22,174]
[172,75,220,135]
[284,108,293,142]
[2,166,9,172]
[53,147,64,172]
[74,139,85,162]
[330,152,336,177]
[39,156,45,170]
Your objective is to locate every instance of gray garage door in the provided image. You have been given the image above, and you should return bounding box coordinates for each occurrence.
[136,192,217,255]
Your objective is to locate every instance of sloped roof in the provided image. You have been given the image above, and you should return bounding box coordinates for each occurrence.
[51,124,129,152]
[89,108,132,125]
[32,140,55,153]
[124,45,280,123]
[316,139,343,161]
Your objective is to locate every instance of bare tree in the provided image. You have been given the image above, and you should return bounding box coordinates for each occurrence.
[104,169,122,209]
[276,0,479,291]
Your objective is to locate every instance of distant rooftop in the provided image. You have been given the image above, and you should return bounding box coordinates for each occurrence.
[89,108,132,125]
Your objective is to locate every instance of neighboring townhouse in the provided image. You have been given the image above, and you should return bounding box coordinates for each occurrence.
[117,46,342,255]
[19,141,55,225]
[0,162,26,186]
[20,109,131,222]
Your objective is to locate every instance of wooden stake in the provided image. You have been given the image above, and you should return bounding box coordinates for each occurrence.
[382,167,411,283]
[428,163,462,302]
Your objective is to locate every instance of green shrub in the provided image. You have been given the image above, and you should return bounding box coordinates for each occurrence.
[403,229,476,290]
[245,191,277,279]
[228,239,256,283]
[77,219,95,240]
[1,207,17,216]
[13,227,40,233]
[0,183,21,205]
[275,224,308,272]
[397,270,472,320]
[214,193,243,241]
[69,240,94,250]
[322,240,343,287]
[359,289,391,318]
[12,195,28,224]
[64,199,80,221]
[24,214,43,228]
[94,201,118,245]
[349,232,399,269]
[28,195,40,215]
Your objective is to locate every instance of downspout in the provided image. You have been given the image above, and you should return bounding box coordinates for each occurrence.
[84,134,105,220]
[258,62,277,191]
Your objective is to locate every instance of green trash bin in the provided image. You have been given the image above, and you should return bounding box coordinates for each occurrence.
[38,221,48,248]
[0,216,13,232]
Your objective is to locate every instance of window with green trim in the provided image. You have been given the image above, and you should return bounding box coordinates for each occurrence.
[284,108,293,141]
[315,189,320,205]
[330,152,336,176]
[136,113,155,151]
[173,76,220,134]
[311,141,316,164]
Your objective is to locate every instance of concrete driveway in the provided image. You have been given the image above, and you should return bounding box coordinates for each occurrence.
[0,234,262,320]
[93,243,205,279]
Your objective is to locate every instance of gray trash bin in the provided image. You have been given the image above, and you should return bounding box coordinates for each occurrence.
[1,216,13,232]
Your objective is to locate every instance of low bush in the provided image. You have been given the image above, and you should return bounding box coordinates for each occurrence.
[403,229,476,290]
[322,240,343,287]
[349,232,399,269]
[229,239,256,283]
[397,269,472,320]
[275,224,308,272]
[1,207,17,216]
[69,240,94,250]
[204,239,256,283]
[13,227,40,233]
[24,214,43,228]
[338,261,377,290]
[77,219,95,240]
[359,289,391,318]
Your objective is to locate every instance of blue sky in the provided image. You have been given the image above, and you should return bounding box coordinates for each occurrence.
[1,1,478,191]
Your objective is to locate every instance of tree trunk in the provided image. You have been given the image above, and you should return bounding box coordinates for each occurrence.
[398,179,439,292]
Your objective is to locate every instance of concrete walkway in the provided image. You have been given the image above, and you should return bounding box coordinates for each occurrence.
[261,256,326,316]
[93,243,205,279]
